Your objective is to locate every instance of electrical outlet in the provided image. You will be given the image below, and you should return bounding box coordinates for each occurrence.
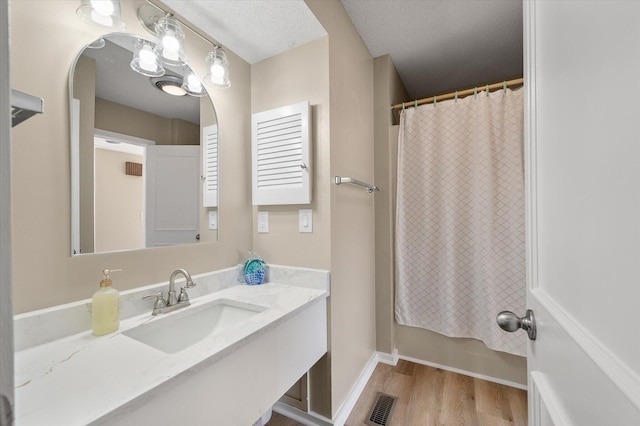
[257,211,269,233]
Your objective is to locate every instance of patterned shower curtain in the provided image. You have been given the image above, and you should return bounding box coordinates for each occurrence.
[395,88,526,356]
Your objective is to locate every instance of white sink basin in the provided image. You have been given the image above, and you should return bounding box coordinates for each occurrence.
[123,298,267,354]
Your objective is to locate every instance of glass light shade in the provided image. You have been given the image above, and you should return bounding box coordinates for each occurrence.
[181,68,206,97]
[76,0,124,29]
[154,16,187,67]
[204,47,231,89]
[130,39,165,77]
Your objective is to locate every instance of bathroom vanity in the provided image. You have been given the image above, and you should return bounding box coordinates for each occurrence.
[14,265,329,425]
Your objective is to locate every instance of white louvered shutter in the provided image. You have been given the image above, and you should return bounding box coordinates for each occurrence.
[202,124,218,207]
[252,101,312,205]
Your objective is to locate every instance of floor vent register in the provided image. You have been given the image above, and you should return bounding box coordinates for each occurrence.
[364,392,397,426]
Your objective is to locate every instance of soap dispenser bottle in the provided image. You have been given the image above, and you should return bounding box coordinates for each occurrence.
[92,268,121,336]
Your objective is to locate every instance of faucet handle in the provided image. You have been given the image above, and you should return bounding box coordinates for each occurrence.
[177,287,191,304]
[143,291,167,315]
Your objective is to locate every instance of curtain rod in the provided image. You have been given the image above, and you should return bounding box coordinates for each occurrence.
[391,77,524,110]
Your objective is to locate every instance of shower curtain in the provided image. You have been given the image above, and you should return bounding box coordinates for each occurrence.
[395,88,526,356]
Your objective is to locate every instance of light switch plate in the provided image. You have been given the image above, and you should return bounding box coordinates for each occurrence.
[208,211,218,230]
[299,209,313,233]
[257,211,269,233]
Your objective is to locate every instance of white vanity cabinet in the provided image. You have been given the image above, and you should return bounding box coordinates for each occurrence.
[95,298,327,426]
[14,265,330,426]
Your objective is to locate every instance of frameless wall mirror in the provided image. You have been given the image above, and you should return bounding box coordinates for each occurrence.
[69,33,218,256]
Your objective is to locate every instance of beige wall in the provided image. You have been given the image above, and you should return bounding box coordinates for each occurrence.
[251,38,331,270]
[95,98,172,145]
[306,0,377,418]
[252,0,378,417]
[95,98,200,146]
[94,149,144,252]
[11,0,252,313]
[372,57,527,386]
[251,36,332,416]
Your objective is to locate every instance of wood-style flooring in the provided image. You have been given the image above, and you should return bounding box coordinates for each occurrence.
[346,360,527,426]
[267,359,527,426]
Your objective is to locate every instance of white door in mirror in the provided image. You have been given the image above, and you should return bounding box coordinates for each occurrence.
[146,145,200,246]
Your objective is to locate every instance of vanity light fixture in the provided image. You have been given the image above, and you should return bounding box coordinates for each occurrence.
[130,38,165,77]
[76,0,124,29]
[181,67,207,97]
[154,15,188,67]
[204,46,231,89]
[137,3,231,89]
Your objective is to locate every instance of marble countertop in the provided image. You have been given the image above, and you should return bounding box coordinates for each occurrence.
[15,277,329,426]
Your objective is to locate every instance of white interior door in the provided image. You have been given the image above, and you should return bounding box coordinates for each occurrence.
[146,145,200,247]
[520,1,640,424]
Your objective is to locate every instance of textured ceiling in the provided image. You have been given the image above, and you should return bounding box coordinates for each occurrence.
[341,0,523,100]
[165,0,522,101]
[163,0,327,64]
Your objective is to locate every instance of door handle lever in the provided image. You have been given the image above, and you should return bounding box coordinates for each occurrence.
[497,309,536,340]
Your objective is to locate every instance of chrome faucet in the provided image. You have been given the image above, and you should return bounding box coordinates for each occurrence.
[143,268,197,315]
[168,268,196,306]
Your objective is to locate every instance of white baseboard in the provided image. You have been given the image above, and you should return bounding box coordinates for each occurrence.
[331,350,405,425]
[376,348,399,366]
[331,351,381,426]
[398,354,528,391]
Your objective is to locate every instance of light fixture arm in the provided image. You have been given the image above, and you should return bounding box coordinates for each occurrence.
[137,3,220,49]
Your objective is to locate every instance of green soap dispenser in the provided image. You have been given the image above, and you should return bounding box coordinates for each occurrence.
[92,268,121,336]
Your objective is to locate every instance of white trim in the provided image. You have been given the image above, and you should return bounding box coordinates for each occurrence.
[533,288,640,412]
[530,371,573,426]
[71,99,81,256]
[376,348,399,366]
[523,0,539,294]
[272,402,332,426]
[94,128,155,146]
[397,354,528,391]
[94,138,145,155]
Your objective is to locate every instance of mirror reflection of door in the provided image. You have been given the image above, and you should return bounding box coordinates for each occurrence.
[146,145,200,247]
